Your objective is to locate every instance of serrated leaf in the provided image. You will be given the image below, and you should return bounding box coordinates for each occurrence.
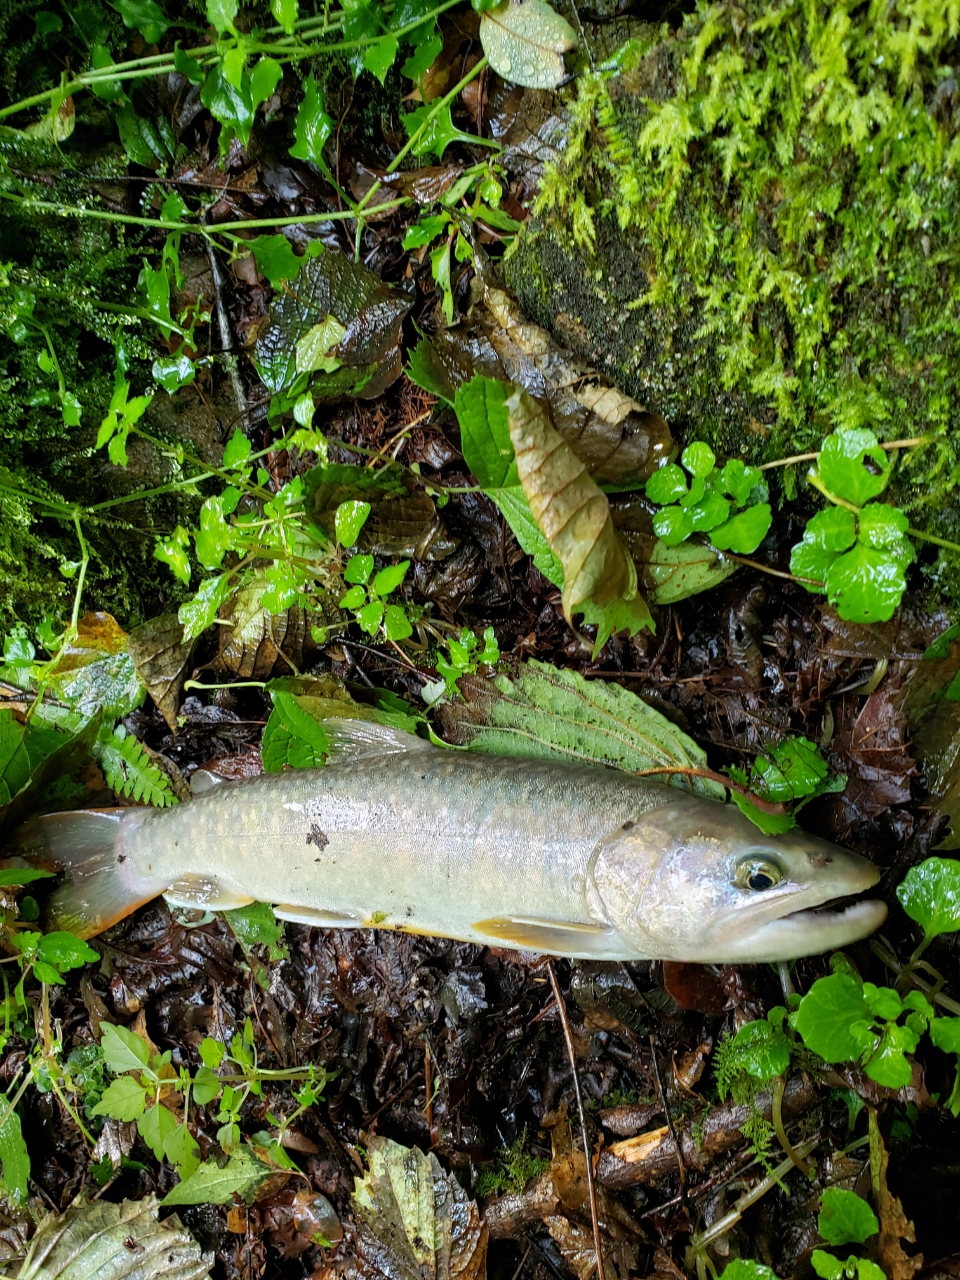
[162,1146,274,1206]
[479,0,576,89]
[246,236,301,291]
[222,901,286,953]
[100,1022,152,1073]
[402,103,494,161]
[709,503,772,554]
[289,72,334,174]
[493,487,564,585]
[721,1018,792,1083]
[643,539,738,604]
[179,574,233,643]
[138,1100,178,1161]
[92,1076,149,1122]
[37,931,98,973]
[454,658,725,799]
[507,386,653,649]
[792,974,872,1063]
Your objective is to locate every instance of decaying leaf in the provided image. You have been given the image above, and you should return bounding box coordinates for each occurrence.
[17,1194,210,1280]
[352,1135,487,1280]
[411,282,674,488]
[905,623,960,849]
[869,1109,922,1280]
[216,575,317,680]
[46,613,144,720]
[440,659,725,799]
[642,538,737,605]
[507,386,654,647]
[480,0,576,90]
[310,474,457,562]
[127,614,194,732]
[255,249,412,399]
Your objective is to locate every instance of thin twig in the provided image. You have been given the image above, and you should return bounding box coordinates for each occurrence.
[757,437,927,470]
[630,765,789,816]
[203,231,251,436]
[649,1033,688,1215]
[545,961,605,1280]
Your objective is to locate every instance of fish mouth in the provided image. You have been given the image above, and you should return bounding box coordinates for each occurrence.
[750,898,888,960]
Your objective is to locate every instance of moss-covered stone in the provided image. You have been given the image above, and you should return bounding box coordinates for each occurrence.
[504,0,960,586]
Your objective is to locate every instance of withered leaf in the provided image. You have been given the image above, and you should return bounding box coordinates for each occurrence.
[127,613,194,731]
[507,386,654,648]
[215,575,315,681]
[352,1136,487,1280]
[869,1108,922,1280]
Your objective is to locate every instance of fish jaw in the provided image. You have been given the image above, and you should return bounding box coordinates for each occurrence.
[733,898,888,963]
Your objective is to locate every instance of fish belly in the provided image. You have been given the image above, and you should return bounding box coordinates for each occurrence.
[132,753,671,956]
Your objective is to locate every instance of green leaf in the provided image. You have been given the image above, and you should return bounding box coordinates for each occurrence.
[493,487,563,584]
[458,658,725,798]
[645,463,688,505]
[858,503,914,569]
[112,0,170,43]
[402,103,493,161]
[162,1146,274,1206]
[261,699,329,772]
[896,857,960,942]
[864,1021,916,1088]
[792,974,872,1063]
[222,901,285,951]
[295,316,348,375]
[0,1107,29,1204]
[37,931,98,973]
[722,1018,792,1082]
[402,31,443,79]
[153,353,196,392]
[455,375,517,489]
[357,600,384,634]
[271,0,298,32]
[403,214,451,251]
[826,543,907,624]
[137,1099,178,1161]
[155,526,192,586]
[173,41,205,82]
[200,64,254,147]
[100,1022,151,1073]
[339,585,367,609]
[289,73,334,174]
[652,505,693,546]
[336,501,372,548]
[0,867,54,887]
[206,0,238,35]
[223,428,252,469]
[247,235,301,290]
[817,429,892,506]
[94,723,177,806]
[92,1076,149,1122]
[373,562,409,596]
[709,503,772,554]
[344,551,374,583]
[930,1015,960,1054]
[720,459,765,507]
[163,1120,201,1179]
[479,0,577,90]
[818,1188,879,1246]
[811,1252,844,1280]
[250,56,283,110]
[754,737,829,802]
[193,1065,222,1106]
[719,1263,779,1280]
[179,573,232,642]
[384,604,414,640]
[728,781,796,834]
[681,441,715,478]
[200,1038,226,1069]
[689,491,731,532]
[363,33,399,82]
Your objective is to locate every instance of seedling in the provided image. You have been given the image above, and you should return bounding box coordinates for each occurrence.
[645,442,772,555]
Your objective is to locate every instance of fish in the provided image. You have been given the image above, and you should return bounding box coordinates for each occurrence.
[17,719,887,962]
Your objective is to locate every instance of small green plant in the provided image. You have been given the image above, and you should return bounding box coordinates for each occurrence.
[432,626,500,699]
[339,553,414,641]
[644,443,773,555]
[726,736,846,835]
[91,1018,332,1200]
[811,1187,883,1280]
[473,1128,550,1198]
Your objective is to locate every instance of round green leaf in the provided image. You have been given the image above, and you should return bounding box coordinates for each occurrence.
[806,506,858,552]
[689,491,731,532]
[864,1022,917,1088]
[724,1018,792,1081]
[681,441,716,478]
[817,429,892,506]
[646,463,688,505]
[720,1263,778,1280]
[479,0,577,90]
[679,475,707,508]
[339,585,366,610]
[896,856,960,941]
[858,503,914,569]
[826,544,906,624]
[384,605,413,640]
[720,459,765,507]
[373,561,410,597]
[818,1188,879,1247]
[357,600,384,635]
[792,973,871,1062]
[709,503,772,554]
[930,1016,960,1054]
[653,505,694,546]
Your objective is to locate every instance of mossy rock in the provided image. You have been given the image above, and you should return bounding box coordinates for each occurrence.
[503,0,960,590]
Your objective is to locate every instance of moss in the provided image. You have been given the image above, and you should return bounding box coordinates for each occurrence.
[504,0,960,594]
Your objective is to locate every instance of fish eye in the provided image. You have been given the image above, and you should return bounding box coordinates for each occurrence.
[734,857,784,892]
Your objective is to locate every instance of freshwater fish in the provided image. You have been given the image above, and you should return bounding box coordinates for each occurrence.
[19,720,886,962]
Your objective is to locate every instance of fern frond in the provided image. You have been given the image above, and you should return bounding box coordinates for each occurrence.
[94,724,177,807]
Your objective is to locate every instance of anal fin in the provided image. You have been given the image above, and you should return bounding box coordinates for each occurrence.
[273,903,362,927]
[163,875,255,911]
[471,916,620,956]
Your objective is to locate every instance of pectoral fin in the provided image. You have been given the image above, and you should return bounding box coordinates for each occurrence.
[471,916,621,956]
[164,875,255,911]
[273,903,363,927]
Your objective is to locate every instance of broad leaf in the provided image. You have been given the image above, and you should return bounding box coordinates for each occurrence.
[896,857,960,941]
[479,0,576,89]
[162,1146,274,1206]
[818,1188,879,1247]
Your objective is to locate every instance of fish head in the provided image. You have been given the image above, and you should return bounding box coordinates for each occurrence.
[591,796,887,963]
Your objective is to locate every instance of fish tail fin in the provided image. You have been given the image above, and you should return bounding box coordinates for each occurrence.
[18,808,161,939]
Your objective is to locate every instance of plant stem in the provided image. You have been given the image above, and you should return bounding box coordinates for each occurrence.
[758,437,928,471]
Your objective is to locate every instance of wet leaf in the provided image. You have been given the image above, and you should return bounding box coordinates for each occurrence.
[818,1188,879,1246]
[18,1193,209,1280]
[289,73,334,176]
[127,614,194,732]
[455,374,517,489]
[162,1146,274,1207]
[0,1109,29,1205]
[255,249,411,397]
[444,658,725,799]
[216,576,315,681]
[643,539,737,604]
[708,503,772,554]
[46,613,144,720]
[246,235,302,290]
[791,975,873,1063]
[507,386,653,649]
[262,691,330,772]
[896,857,960,941]
[222,902,286,954]
[352,1135,487,1280]
[402,103,493,161]
[816,429,892,506]
[480,0,576,89]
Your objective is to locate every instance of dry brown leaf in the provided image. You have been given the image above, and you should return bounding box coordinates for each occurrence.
[506,386,653,642]
[215,576,315,681]
[869,1108,922,1280]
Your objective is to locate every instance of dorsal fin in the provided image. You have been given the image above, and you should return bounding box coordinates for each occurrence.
[323,717,434,763]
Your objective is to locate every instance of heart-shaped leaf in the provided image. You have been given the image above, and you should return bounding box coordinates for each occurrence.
[480,0,576,89]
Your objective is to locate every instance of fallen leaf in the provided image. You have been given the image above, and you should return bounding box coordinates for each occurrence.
[17,1193,210,1280]
[480,0,576,90]
[216,575,316,680]
[352,1135,487,1280]
[869,1108,922,1280]
[507,386,654,648]
[127,614,194,731]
